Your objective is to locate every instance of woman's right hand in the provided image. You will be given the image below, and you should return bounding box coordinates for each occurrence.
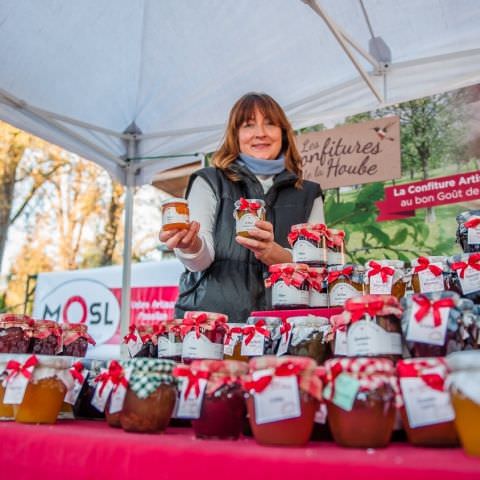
[159,221,202,254]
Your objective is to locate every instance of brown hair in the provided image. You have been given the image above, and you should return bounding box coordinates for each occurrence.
[211,92,303,187]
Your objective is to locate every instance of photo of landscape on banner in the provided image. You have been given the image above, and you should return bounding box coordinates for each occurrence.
[296,84,480,263]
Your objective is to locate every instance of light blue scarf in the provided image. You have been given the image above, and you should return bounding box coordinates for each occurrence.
[238,153,285,175]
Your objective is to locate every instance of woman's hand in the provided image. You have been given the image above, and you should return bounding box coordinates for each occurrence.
[236,220,292,265]
[159,221,202,254]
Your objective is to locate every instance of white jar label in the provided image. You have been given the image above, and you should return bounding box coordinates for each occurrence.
[292,240,326,263]
[418,264,444,293]
[406,302,449,346]
[309,290,328,307]
[236,213,258,233]
[64,372,89,405]
[127,329,144,358]
[182,331,223,360]
[109,367,132,414]
[334,329,348,355]
[459,266,480,295]
[4,374,30,404]
[163,206,188,226]
[157,335,182,358]
[176,377,207,419]
[401,377,455,428]
[241,331,265,356]
[347,320,402,356]
[327,251,344,266]
[368,273,393,295]
[91,372,113,412]
[224,332,242,356]
[329,282,361,306]
[467,226,480,244]
[276,329,292,356]
[272,281,309,306]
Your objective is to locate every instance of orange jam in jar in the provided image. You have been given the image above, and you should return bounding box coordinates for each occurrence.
[161,198,189,231]
[327,264,364,307]
[234,198,266,238]
[365,260,406,300]
[223,323,248,362]
[411,256,448,294]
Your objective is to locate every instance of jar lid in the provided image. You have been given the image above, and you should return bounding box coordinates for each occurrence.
[367,259,404,269]
[324,357,395,376]
[234,198,265,209]
[246,316,282,326]
[249,355,316,373]
[411,256,447,268]
[0,313,35,327]
[287,315,329,328]
[191,359,249,376]
[456,210,480,225]
[32,320,62,338]
[184,311,228,323]
[268,263,309,272]
[161,197,188,206]
[127,357,176,374]
[397,358,449,379]
[344,294,403,319]
[328,264,364,273]
[448,251,480,265]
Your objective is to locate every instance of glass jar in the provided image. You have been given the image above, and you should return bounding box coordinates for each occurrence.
[288,223,327,266]
[447,253,480,304]
[342,295,403,361]
[103,360,129,429]
[401,291,462,358]
[161,198,189,231]
[8,355,74,424]
[223,323,248,362]
[123,324,159,358]
[287,316,331,365]
[72,359,106,420]
[188,360,248,439]
[61,323,95,357]
[265,263,310,309]
[397,358,458,446]
[0,314,33,354]
[157,320,183,362]
[327,264,364,307]
[244,356,322,446]
[456,210,480,253]
[411,256,448,294]
[31,320,63,355]
[323,357,399,448]
[120,358,177,433]
[244,317,282,356]
[308,267,328,307]
[446,351,480,457]
[181,312,227,364]
[233,198,266,238]
[0,358,14,419]
[325,228,345,266]
[365,260,407,300]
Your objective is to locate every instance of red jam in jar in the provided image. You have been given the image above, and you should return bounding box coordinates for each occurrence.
[288,223,327,266]
[181,312,227,364]
[157,320,183,362]
[223,323,248,362]
[0,314,33,354]
[265,263,310,309]
[308,267,328,307]
[244,356,322,446]
[31,320,63,355]
[397,358,458,446]
[323,357,399,448]
[61,323,95,357]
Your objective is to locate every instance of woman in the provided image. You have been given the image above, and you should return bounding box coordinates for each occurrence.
[160,92,325,323]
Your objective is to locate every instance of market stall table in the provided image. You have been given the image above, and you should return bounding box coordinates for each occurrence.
[0,421,478,480]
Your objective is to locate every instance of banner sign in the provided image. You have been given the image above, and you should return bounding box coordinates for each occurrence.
[297,116,401,189]
[376,171,480,221]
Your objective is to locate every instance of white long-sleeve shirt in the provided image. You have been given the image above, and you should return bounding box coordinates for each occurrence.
[174,175,325,272]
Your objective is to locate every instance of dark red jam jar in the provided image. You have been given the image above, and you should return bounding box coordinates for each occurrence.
[447,253,480,304]
[456,210,480,253]
[0,314,33,353]
[61,323,95,357]
[265,263,310,309]
[31,320,63,355]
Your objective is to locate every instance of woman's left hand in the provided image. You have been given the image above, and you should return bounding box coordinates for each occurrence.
[236,220,292,265]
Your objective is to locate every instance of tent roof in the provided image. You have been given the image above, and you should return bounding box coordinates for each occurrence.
[1,0,480,186]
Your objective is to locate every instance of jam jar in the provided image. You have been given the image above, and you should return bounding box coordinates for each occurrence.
[323,357,400,448]
[397,358,458,446]
[161,198,189,231]
[287,316,331,365]
[61,323,95,357]
[365,260,407,300]
[328,264,364,307]
[7,354,74,424]
[181,312,227,364]
[447,252,480,304]
[72,359,106,420]
[0,314,33,353]
[187,360,248,440]
[401,291,463,358]
[243,317,282,357]
[446,350,480,457]
[325,228,345,266]
[157,320,183,362]
[103,360,129,428]
[456,210,480,253]
[120,358,176,433]
[31,320,63,355]
[308,267,328,307]
[342,295,404,361]
[265,263,310,309]
[223,323,248,362]
[234,198,266,238]
[123,324,158,358]
[243,356,323,446]
[288,223,327,266]
[411,256,448,294]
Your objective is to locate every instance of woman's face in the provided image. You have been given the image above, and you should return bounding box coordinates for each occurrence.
[238,107,282,160]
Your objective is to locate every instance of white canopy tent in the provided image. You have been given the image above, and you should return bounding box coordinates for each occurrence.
[1,0,479,344]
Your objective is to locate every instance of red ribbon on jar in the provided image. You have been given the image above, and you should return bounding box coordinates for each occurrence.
[325,228,345,248]
[94,371,111,396]
[242,320,271,345]
[451,253,480,278]
[345,298,385,322]
[327,266,354,284]
[308,268,326,291]
[224,326,243,345]
[173,365,210,399]
[123,325,139,344]
[464,217,480,229]
[6,355,38,382]
[287,224,323,246]
[265,264,309,288]
[413,294,455,327]
[280,319,292,342]
[367,261,395,283]
[108,360,129,393]
[414,257,443,276]
[397,359,447,392]
[238,197,261,214]
[243,361,303,393]
[69,361,85,383]
[180,314,209,339]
